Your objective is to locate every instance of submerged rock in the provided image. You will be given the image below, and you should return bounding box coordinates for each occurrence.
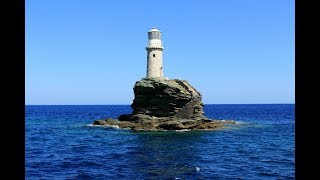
[93,78,235,131]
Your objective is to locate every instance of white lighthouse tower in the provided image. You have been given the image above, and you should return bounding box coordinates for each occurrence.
[146,27,164,78]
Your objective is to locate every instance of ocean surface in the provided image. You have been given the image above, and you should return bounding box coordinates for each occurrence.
[26,104,295,179]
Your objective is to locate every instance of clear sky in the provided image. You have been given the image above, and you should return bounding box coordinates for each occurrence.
[26,0,295,105]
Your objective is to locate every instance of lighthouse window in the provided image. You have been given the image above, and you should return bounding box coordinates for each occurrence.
[153,54,155,57]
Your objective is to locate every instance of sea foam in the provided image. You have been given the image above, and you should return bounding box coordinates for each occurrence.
[85,124,120,129]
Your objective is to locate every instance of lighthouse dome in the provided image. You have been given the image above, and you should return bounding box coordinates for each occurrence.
[149,27,160,32]
[148,27,161,40]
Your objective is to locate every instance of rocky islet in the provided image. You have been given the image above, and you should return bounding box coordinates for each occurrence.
[93,78,235,131]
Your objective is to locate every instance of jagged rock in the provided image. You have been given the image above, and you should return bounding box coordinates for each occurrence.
[92,118,236,131]
[92,78,236,131]
[93,118,118,126]
[158,121,186,130]
[118,114,132,121]
[131,78,206,119]
[93,120,107,126]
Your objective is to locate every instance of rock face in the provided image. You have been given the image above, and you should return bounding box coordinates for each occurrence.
[93,116,235,131]
[93,78,235,130]
[131,78,206,120]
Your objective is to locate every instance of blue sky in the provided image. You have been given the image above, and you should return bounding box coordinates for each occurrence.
[26,0,294,105]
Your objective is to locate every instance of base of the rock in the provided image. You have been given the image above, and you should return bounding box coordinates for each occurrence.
[93,114,236,131]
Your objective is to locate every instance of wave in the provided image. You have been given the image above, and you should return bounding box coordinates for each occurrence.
[175,129,191,132]
[85,124,120,129]
[235,120,250,124]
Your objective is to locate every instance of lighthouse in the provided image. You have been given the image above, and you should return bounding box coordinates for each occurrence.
[146,27,164,78]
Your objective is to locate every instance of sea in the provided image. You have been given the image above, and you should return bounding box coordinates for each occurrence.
[26,104,295,179]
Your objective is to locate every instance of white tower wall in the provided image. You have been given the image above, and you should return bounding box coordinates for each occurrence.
[146,27,164,78]
[147,48,163,78]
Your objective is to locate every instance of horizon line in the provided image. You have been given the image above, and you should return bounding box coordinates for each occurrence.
[25,103,295,106]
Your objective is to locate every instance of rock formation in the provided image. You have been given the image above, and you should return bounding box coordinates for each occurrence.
[131,78,205,119]
[93,78,235,131]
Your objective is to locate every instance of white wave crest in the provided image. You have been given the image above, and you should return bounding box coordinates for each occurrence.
[175,129,191,132]
[235,121,247,124]
[108,125,120,129]
[85,124,120,129]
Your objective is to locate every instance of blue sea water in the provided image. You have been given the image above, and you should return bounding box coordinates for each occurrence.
[26,104,295,179]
